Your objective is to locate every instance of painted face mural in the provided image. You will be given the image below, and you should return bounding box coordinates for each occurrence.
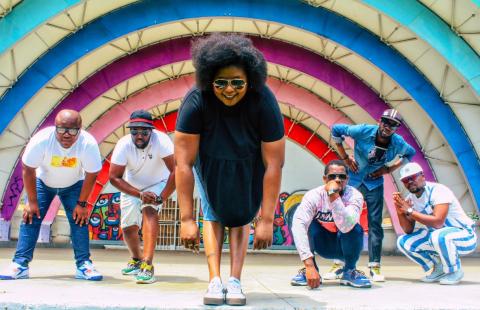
[89,192,123,241]
[273,190,306,246]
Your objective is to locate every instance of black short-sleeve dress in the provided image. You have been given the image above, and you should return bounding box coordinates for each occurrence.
[176,86,284,227]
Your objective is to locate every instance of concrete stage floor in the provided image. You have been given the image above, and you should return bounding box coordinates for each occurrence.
[0,247,479,309]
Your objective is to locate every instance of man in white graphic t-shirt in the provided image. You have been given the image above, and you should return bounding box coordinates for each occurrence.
[109,110,175,284]
[0,110,103,281]
[395,162,477,285]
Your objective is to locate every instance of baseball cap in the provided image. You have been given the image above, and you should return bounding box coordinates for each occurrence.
[381,108,403,125]
[399,162,423,180]
[126,110,155,128]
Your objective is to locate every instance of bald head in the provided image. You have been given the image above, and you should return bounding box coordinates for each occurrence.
[55,109,82,128]
[54,109,82,148]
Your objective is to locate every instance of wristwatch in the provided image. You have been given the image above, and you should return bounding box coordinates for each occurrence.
[77,200,88,208]
[406,207,414,216]
[327,188,340,196]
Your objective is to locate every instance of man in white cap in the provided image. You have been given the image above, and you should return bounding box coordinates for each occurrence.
[109,110,175,284]
[395,162,477,285]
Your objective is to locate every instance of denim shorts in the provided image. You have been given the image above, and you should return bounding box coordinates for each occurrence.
[194,168,219,222]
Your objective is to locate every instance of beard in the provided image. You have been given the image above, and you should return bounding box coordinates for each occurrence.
[135,141,148,149]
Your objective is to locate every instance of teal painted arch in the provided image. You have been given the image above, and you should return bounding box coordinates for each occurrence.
[0,0,79,54]
[363,0,480,95]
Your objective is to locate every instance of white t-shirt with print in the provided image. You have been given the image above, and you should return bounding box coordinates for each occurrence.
[22,127,102,188]
[407,181,474,229]
[111,130,173,190]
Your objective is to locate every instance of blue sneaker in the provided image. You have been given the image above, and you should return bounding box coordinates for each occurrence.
[340,269,372,288]
[290,267,308,286]
[439,269,464,285]
[0,262,29,280]
[75,261,103,281]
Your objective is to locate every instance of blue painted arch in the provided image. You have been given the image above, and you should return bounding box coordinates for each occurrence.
[0,0,478,207]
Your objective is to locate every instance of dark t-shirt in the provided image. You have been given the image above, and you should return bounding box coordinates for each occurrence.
[176,86,284,227]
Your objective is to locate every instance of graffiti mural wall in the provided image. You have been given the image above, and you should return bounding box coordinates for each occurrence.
[89,192,123,241]
[272,190,306,246]
[197,190,306,247]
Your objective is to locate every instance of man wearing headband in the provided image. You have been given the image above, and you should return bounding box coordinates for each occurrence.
[109,110,175,284]
[291,160,371,289]
[0,109,103,281]
[395,162,477,285]
[326,109,415,282]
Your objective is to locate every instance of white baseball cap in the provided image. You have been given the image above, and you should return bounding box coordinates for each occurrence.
[399,162,423,180]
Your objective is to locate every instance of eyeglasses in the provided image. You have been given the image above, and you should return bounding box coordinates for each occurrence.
[401,172,423,184]
[381,118,400,129]
[130,128,151,136]
[326,173,348,181]
[213,79,247,90]
[55,126,79,136]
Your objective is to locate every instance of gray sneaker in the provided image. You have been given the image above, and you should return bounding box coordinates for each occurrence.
[440,269,464,285]
[422,260,446,283]
[203,277,224,305]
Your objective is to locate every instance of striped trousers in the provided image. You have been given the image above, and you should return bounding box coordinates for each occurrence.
[397,226,477,273]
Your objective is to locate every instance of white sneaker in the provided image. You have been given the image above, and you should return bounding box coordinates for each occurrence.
[75,261,103,281]
[323,262,344,280]
[225,277,246,306]
[0,262,29,280]
[369,265,385,282]
[203,276,224,305]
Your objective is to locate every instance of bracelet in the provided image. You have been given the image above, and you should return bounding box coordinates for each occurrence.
[139,191,144,201]
[340,155,348,160]
[384,165,390,173]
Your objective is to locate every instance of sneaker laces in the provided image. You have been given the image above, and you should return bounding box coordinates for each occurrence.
[140,262,153,271]
[137,262,153,277]
[82,261,95,271]
[297,267,306,275]
[227,278,242,294]
[208,278,223,293]
[127,259,140,268]
[351,269,367,279]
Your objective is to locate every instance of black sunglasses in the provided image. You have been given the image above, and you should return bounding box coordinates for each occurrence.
[326,173,348,181]
[55,126,79,136]
[130,128,151,136]
[381,118,400,129]
[213,79,247,90]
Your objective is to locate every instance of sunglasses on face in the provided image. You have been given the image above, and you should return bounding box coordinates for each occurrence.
[213,79,247,90]
[55,126,79,136]
[401,172,423,184]
[130,128,151,136]
[381,118,400,129]
[326,173,348,181]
